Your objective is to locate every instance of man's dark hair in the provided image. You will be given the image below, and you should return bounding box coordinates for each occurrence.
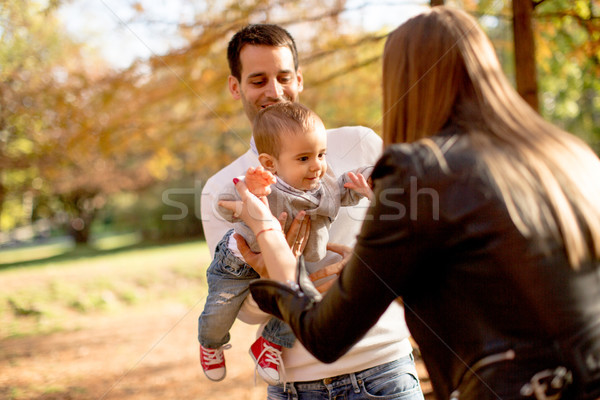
[227,24,299,81]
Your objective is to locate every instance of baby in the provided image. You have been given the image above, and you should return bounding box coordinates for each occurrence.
[198,102,373,385]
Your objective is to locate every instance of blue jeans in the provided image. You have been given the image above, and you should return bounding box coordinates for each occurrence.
[267,355,424,400]
[198,230,296,348]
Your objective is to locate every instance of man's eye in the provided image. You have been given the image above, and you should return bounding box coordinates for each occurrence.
[279,76,292,83]
[251,80,265,86]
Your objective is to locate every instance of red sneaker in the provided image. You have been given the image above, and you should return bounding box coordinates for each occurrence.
[199,343,231,382]
[249,337,284,385]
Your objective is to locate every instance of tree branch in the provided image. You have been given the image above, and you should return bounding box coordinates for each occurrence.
[301,33,388,65]
[310,55,381,86]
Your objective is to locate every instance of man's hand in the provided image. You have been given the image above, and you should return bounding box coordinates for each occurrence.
[284,211,310,257]
[234,211,311,278]
[309,243,352,293]
[234,233,269,277]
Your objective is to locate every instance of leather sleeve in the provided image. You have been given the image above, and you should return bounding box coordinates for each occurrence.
[279,145,440,363]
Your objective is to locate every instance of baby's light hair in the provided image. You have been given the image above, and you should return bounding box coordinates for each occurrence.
[253,103,323,158]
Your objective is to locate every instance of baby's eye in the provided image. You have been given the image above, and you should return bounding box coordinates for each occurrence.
[298,156,309,161]
[318,152,326,159]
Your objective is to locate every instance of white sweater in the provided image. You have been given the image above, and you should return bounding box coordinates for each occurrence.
[200,126,413,382]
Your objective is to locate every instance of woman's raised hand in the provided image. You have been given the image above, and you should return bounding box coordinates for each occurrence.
[218,177,278,234]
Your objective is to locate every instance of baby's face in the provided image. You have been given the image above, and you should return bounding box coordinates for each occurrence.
[273,124,327,191]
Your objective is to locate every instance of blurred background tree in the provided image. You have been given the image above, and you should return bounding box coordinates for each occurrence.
[461,0,599,146]
[1,0,598,248]
[1,1,157,244]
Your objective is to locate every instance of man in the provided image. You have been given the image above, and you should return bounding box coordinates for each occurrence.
[200,24,424,399]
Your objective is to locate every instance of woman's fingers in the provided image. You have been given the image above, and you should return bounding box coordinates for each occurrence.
[222,178,277,231]
[217,199,243,218]
[232,177,250,199]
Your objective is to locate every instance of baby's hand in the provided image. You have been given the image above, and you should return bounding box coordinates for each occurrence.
[343,172,374,201]
[245,166,276,197]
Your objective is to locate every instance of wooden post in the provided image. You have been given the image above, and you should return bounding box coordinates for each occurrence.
[431,0,445,6]
[512,0,539,111]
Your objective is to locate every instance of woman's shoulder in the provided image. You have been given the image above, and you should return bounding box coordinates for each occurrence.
[379,131,461,166]
[373,131,480,192]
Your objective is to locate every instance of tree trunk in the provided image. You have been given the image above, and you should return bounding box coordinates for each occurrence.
[61,192,97,245]
[67,208,95,245]
[512,0,539,111]
[69,219,92,244]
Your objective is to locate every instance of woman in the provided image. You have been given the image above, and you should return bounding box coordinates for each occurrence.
[221,7,600,400]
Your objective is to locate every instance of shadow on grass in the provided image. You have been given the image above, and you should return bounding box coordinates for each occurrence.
[0,236,204,271]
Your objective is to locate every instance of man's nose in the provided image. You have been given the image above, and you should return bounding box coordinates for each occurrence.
[265,79,283,99]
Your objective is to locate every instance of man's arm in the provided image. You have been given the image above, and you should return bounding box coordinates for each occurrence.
[326,126,383,247]
[200,150,259,257]
[201,178,233,258]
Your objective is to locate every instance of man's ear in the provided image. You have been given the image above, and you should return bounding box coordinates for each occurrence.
[296,68,304,93]
[259,153,277,173]
[228,75,241,100]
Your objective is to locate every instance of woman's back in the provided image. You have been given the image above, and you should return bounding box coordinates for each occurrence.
[379,127,600,399]
[243,6,600,400]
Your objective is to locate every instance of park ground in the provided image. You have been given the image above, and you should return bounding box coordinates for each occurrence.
[0,238,433,399]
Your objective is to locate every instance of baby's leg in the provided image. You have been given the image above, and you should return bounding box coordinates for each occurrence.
[262,318,295,349]
[198,234,259,348]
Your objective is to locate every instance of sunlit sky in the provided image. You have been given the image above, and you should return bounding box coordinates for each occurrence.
[58,0,428,69]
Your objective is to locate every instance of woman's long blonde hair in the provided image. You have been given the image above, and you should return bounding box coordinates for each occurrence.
[382,6,600,268]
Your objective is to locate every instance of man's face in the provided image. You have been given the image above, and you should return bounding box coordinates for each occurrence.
[271,123,328,191]
[228,45,303,122]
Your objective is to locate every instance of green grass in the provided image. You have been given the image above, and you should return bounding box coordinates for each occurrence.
[0,232,145,268]
[0,237,76,265]
[0,238,211,339]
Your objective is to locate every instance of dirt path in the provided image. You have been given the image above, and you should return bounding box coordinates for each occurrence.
[1,302,268,400]
[0,303,433,400]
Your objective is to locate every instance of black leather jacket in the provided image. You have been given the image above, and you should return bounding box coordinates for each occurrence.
[251,128,600,399]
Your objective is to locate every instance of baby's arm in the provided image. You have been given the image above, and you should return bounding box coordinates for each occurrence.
[343,171,374,201]
[244,166,276,197]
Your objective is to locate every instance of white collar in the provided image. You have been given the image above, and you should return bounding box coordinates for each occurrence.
[250,136,258,155]
[276,176,322,198]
